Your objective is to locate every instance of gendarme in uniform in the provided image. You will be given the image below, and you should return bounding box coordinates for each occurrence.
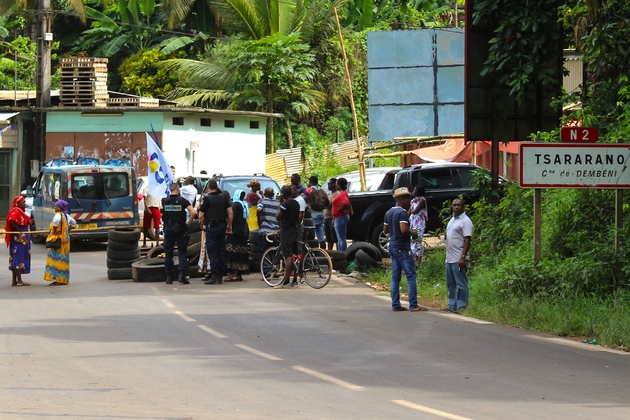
[162,183,195,284]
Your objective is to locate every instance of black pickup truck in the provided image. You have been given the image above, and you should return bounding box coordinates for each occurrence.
[346,163,484,256]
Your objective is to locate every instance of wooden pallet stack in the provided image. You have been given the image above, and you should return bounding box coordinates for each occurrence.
[59,57,109,108]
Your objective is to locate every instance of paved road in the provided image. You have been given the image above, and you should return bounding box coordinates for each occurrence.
[1,242,629,419]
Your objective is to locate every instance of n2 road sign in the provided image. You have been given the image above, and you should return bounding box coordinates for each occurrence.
[560,127,598,143]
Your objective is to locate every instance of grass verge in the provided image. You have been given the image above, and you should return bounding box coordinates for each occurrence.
[362,248,630,351]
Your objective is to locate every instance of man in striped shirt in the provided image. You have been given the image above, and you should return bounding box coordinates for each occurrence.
[257,187,280,259]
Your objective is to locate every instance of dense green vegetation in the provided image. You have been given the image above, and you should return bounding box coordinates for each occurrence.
[2,0,630,345]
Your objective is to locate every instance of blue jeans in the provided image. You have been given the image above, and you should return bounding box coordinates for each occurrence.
[312,213,325,243]
[390,247,418,310]
[446,262,469,311]
[334,215,349,251]
[163,226,188,276]
[205,224,227,276]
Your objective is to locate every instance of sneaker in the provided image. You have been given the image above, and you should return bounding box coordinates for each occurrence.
[392,306,407,311]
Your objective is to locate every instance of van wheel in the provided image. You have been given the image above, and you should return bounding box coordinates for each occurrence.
[370,223,390,258]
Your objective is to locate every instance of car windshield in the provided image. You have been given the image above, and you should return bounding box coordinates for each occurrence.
[220,178,280,198]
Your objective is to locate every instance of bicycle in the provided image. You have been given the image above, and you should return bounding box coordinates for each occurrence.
[260,231,333,289]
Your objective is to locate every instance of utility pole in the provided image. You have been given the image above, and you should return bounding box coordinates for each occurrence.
[35,0,52,164]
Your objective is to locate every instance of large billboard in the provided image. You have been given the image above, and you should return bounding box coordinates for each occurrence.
[367,29,464,142]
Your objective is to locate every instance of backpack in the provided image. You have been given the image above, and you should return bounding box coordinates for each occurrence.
[309,187,329,211]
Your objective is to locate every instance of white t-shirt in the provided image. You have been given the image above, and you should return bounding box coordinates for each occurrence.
[180,184,197,206]
[295,195,307,226]
[52,213,77,229]
[445,212,473,263]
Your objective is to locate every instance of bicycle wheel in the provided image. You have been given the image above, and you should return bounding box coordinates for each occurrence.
[260,247,286,287]
[302,248,332,289]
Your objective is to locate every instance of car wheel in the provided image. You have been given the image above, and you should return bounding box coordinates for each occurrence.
[354,249,379,268]
[107,239,139,252]
[370,223,390,258]
[107,256,143,269]
[107,247,141,260]
[132,257,179,282]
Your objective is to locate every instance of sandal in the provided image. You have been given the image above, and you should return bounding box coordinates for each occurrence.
[16,282,31,287]
[49,282,67,286]
[409,306,428,312]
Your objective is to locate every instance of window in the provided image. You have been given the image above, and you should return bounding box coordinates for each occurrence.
[201,118,211,127]
[104,173,129,199]
[172,117,184,126]
[250,121,259,129]
[458,169,475,189]
[73,175,97,199]
[416,169,455,190]
[224,120,235,128]
[42,173,62,202]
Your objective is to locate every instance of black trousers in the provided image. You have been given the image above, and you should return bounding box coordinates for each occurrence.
[163,226,188,276]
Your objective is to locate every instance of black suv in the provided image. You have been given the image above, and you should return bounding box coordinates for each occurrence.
[346,163,486,255]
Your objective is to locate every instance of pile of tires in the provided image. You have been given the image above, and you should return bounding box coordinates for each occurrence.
[325,249,348,272]
[344,241,383,270]
[106,228,142,280]
[131,221,203,282]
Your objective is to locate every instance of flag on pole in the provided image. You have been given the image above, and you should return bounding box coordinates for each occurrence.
[146,133,175,200]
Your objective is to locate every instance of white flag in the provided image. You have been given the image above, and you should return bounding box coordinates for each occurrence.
[146,133,175,200]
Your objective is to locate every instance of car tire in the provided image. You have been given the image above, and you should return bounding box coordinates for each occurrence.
[108,228,141,242]
[187,241,201,258]
[107,247,141,260]
[333,259,348,271]
[132,257,181,282]
[187,219,201,233]
[354,249,380,268]
[370,223,390,258]
[344,241,382,262]
[107,267,133,280]
[107,239,139,252]
[107,256,142,269]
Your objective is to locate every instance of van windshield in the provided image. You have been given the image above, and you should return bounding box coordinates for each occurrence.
[72,173,130,199]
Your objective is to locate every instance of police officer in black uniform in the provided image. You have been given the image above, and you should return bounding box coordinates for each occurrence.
[162,183,196,284]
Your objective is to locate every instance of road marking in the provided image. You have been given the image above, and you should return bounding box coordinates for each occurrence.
[198,325,227,338]
[235,344,282,361]
[174,311,196,322]
[436,313,493,324]
[291,365,364,390]
[161,299,175,308]
[525,335,629,355]
[392,400,474,420]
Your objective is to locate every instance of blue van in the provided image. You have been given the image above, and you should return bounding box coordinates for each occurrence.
[29,164,139,242]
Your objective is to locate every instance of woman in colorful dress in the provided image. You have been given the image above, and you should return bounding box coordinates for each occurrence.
[5,195,32,286]
[225,189,249,281]
[408,186,428,263]
[44,200,77,286]
[245,179,261,231]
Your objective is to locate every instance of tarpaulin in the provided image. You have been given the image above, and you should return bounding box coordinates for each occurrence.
[411,139,522,162]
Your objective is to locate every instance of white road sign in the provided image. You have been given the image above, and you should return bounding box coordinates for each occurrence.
[519,143,630,188]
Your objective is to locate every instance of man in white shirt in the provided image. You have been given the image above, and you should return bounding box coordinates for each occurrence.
[444,198,473,313]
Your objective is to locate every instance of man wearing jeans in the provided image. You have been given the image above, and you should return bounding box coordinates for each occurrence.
[383,187,427,312]
[444,198,473,313]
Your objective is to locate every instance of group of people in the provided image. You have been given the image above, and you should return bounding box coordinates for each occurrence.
[385,186,472,314]
[5,196,78,287]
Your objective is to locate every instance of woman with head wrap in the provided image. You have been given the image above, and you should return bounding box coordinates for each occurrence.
[5,195,33,286]
[43,199,77,286]
[224,189,249,281]
[246,179,261,231]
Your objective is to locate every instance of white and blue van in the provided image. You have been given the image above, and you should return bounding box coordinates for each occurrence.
[29,163,139,242]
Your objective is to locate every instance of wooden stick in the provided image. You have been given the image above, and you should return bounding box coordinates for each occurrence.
[0,225,143,235]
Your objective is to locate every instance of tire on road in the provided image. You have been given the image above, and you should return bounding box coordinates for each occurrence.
[107,247,140,260]
[354,249,380,268]
[188,230,202,245]
[325,249,347,262]
[107,256,143,269]
[108,228,141,242]
[344,241,382,262]
[132,257,177,282]
[107,267,133,280]
[107,239,139,252]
